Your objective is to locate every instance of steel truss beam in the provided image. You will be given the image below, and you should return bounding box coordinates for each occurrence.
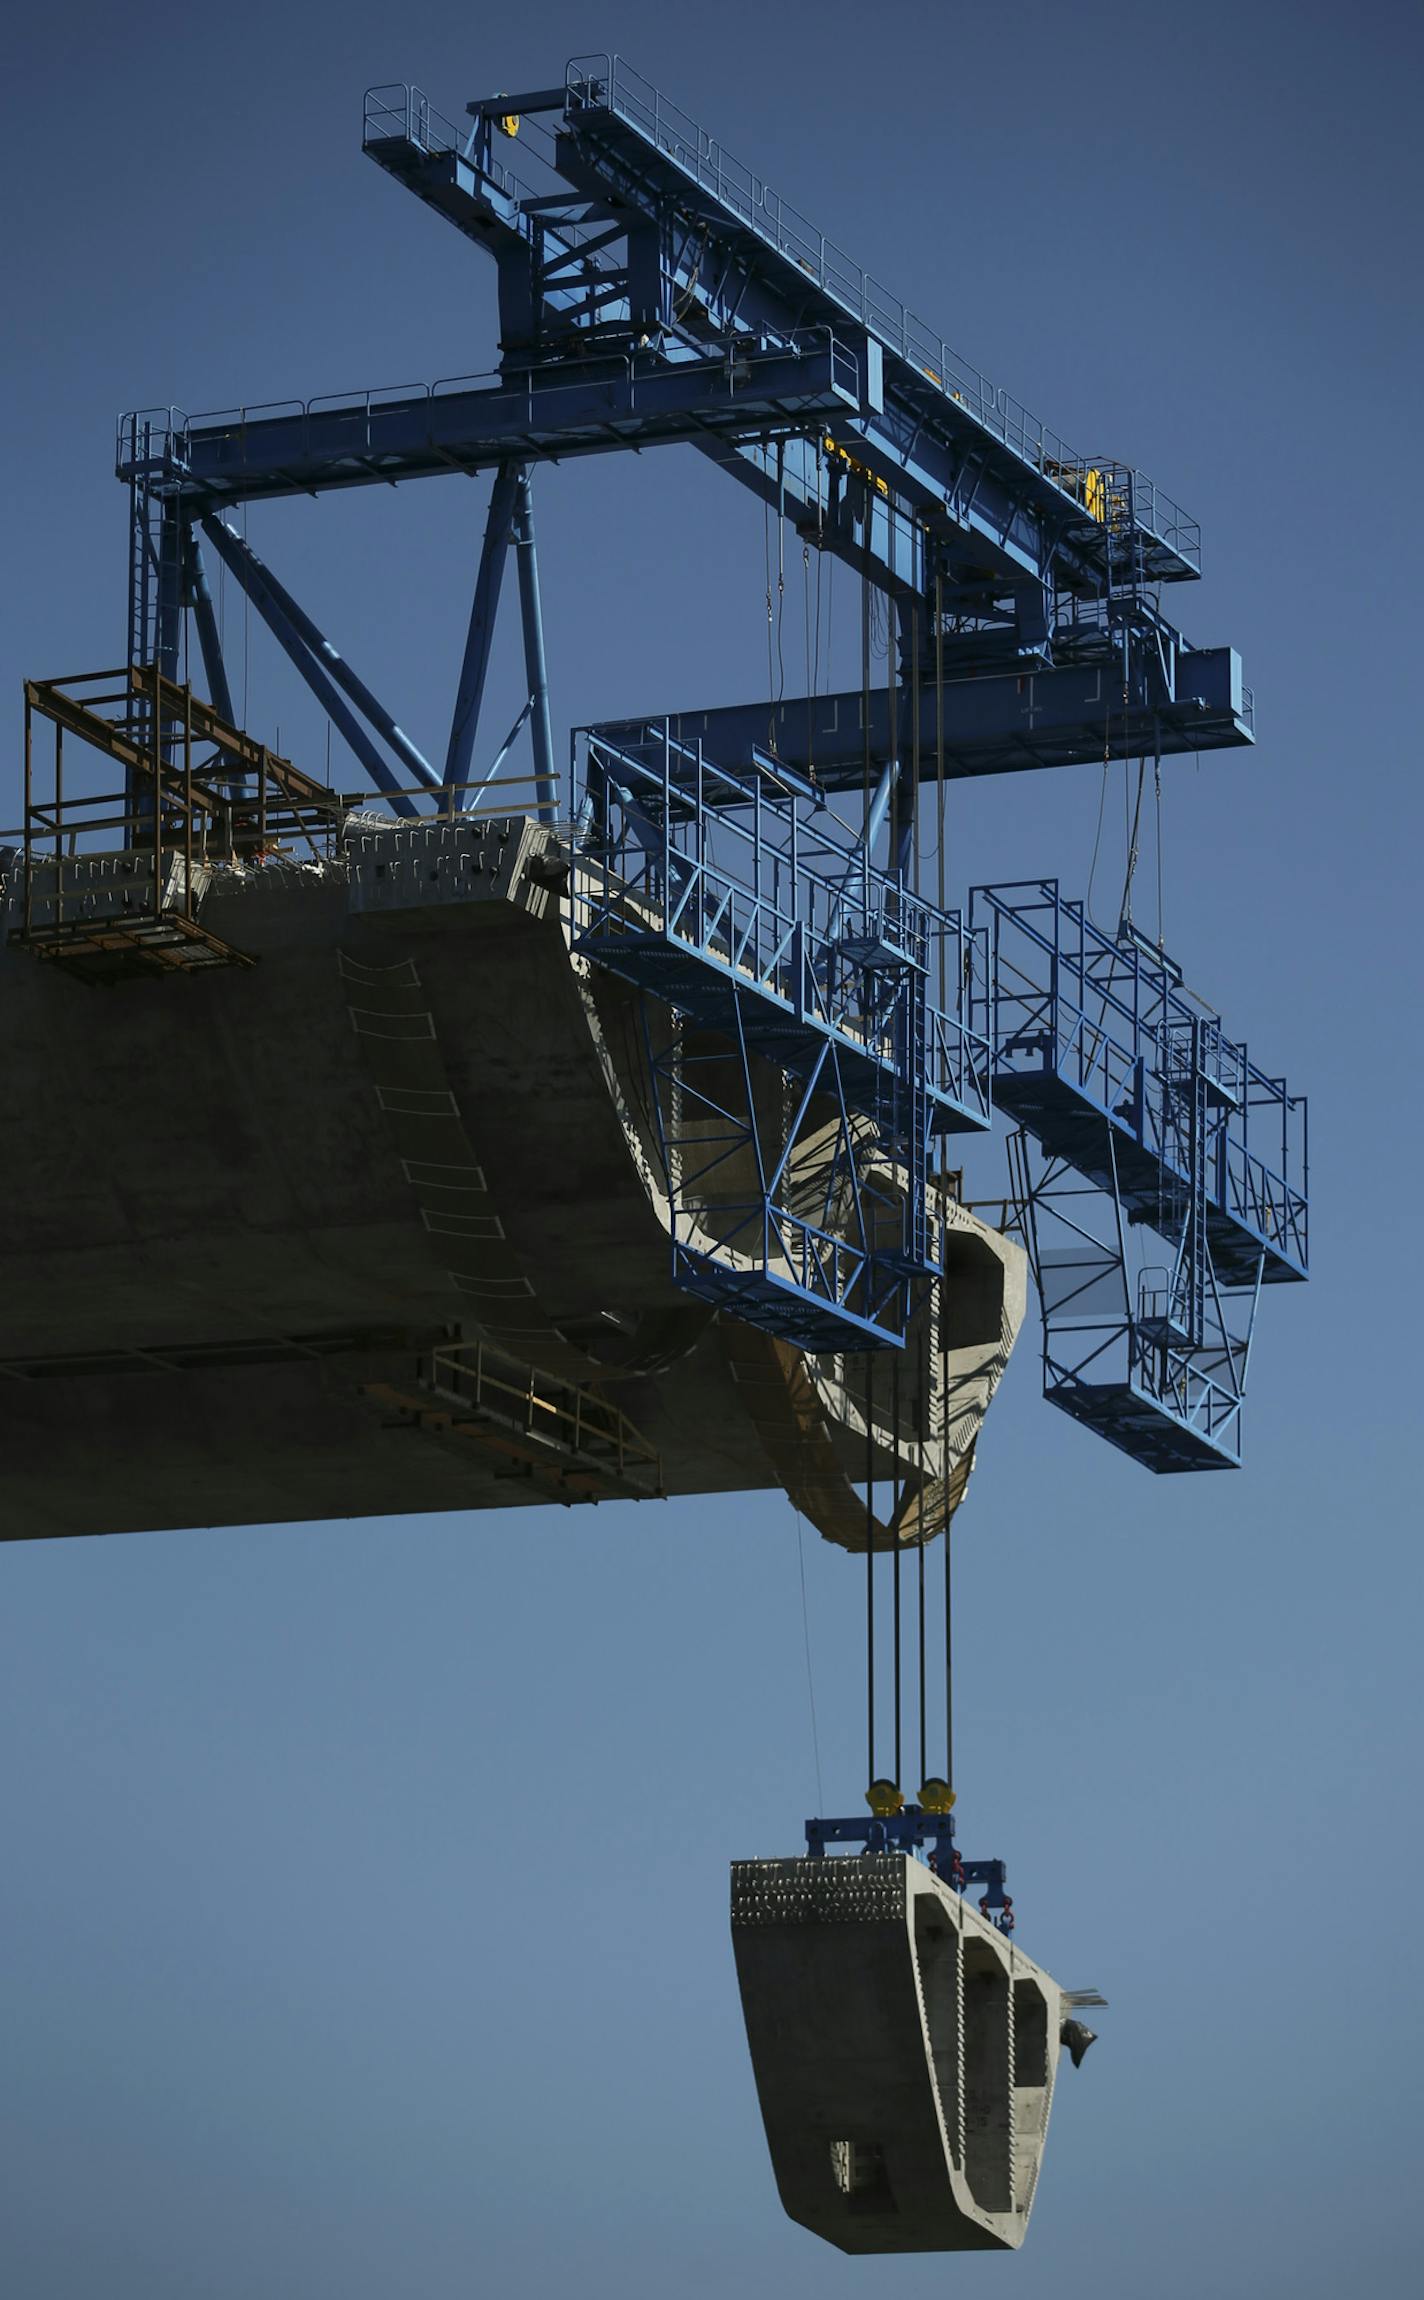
[602,646,1251,792]
[362,70,1197,603]
[1007,1130,1260,1474]
[116,338,863,510]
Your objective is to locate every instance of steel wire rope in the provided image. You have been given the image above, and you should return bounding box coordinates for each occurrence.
[1121,756,1148,929]
[1155,750,1165,946]
[917,1307,928,1789]
[861,537,877,1797]
[910,602,921,893]
[933,565,953,1798]
[775,450,786,705]
[1085,758,1111,926]
[943,1452,955,1794]
[811,452,827,747]
[865,1350,876,1790]
[763,501,775,736]
[886,571,898,877]
[909,590,926,1800]
[794,1508,825,1811]
[803,542,813,741]
[861,569,873,842]
[892,1353,903,1788]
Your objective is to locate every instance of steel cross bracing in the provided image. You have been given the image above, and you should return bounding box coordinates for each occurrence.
[978,882,1305,1470]
[971,881,1308,1288]
[571,724,989,1350]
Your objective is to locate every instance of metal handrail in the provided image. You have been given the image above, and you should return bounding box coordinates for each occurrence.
[431,1341,660,1482]
[564,54,1199,570]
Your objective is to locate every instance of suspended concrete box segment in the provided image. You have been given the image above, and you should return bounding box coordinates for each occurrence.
[732,1854,1063,2253]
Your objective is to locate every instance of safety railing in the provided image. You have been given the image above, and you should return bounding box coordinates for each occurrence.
[363,81,530,203]
[116,325,863,498]
[1129,1330,1244,1451]
[430,1340,662,1488]
[573,727,991,1128]
[973,880,1307,1277]
[564,54,1200,571]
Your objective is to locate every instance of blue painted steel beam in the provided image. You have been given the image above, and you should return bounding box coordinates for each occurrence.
[184,532,236,726]
[512,468,557,820]
[599,648,1252,792]
[445,461,518,793]
[365,75,1197,597]
[200,520,421,816]
[200,519,437,791]
[117,340,863,511]
[554,69,1199,585]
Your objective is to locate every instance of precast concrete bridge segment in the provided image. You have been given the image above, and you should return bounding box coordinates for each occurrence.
[733,1853,1063,2252]
[0,818,1022,1544]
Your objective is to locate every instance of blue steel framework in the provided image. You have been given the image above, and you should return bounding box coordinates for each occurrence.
[99,54,1307,1469]
[975,882,1305,1469]
[572,723,990,1349]
[805,1807,1014,1935]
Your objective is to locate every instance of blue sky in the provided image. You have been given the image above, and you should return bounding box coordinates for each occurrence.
[2,2,1421,2294]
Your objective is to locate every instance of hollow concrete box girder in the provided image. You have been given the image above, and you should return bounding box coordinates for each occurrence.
[731,1854,1061,2253]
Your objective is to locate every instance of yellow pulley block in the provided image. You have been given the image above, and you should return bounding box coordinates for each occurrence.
[918,1777,956,1814]
[865,1777,904,1818]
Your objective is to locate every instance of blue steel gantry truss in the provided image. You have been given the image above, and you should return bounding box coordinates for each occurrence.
[76,53,1306,1469]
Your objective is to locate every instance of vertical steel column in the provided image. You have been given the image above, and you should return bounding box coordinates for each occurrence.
[156,504,186,689]
[512,466,558,822]
[445,461,519,793]
[185,529,236,725]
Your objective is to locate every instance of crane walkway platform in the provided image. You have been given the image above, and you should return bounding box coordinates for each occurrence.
[575,726,991,1137]
[1043,1361,1241,1472]
[364,1341,663,1505]
[972,881,1308,1289]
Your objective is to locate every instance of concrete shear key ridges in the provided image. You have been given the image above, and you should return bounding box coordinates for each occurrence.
[731,1855,1061,2254]
[339,943,595,1379]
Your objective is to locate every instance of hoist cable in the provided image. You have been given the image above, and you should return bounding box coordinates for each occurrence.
[1086,758,1110,925]
[935,572,946,993]
[794,1509,824,1812]
[917,1528,927,1790]
[1154,748,1164,946]
[917,1329,928,1790]
[763,501,775,732]
[776,453,786,704]
[886,583,898,867]
[861,571,873,840]
[940,1274,954,1794]
[892,1354,902,1788]
[1121,756,1147,927]
[910,602,921,893]
[241,502,250,730]
[865,1352,875,1788]
[944,1500,955,1794]
[802,541,813,719]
